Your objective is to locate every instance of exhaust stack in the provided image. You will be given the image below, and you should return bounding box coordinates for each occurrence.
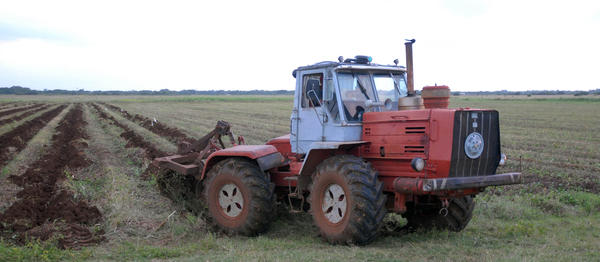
[397,39,424,110]
[404,39,416,96]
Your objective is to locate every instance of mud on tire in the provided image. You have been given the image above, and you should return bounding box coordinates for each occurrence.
[203,158,275,236]
[404,196,475,232]
[309,155,386,245]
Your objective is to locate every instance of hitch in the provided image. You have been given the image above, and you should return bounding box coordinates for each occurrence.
[439,198,450,216]
[153,120,245,176]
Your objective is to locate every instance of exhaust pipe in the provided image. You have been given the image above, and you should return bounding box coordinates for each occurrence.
[405,39,416,96]
[398,39,423,110]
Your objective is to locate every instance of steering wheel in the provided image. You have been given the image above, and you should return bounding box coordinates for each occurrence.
[354,106,365,121]
[384,98,393,110]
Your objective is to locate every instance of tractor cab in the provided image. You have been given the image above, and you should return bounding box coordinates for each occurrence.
[290,57,409,154]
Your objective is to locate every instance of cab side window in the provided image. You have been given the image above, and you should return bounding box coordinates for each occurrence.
[324,78,340,123]
[301,73,323,108]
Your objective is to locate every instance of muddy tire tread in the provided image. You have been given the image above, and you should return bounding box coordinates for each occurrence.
[203,157,275,236]
[309,155,386,245]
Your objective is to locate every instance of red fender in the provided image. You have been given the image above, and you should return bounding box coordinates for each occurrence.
[200,145,284,180]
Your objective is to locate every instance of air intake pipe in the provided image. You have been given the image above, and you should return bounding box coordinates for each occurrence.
[405,39,416,96]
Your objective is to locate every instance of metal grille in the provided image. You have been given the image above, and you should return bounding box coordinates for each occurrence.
[448,110,501,177]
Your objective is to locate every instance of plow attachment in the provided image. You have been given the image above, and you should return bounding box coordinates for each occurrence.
[152,120,244,177]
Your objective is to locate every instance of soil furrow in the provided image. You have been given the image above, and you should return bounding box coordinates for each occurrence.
[0,102,21,111]
[91,103,167,159]
[92,103,204,213]
[0,103,44,118]
[0,105,66,167]
[0,104,104,249]
[0,105,51,126]
[0,102,18,109]
[100,102,194,144]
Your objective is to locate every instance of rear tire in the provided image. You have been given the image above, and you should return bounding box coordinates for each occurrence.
[203,158,275,236]
[309,155,386,245]
[404,196,475,232]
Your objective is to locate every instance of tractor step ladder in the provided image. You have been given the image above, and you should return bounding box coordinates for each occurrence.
[284,176,304,213]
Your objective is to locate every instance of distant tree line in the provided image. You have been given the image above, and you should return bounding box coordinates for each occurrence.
[1,85,599,96]
[451,89,600,96]
[0,86,294,96]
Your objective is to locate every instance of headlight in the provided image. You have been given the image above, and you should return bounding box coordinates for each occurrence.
[499,153,507,166]
[411,158,425,172]
[464,132,484,159]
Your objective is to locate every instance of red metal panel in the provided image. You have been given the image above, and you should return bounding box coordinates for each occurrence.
[362,110,432,186]
[363,110,430,123]
[361,108,462,189]
[426,109,457,179]
[271,171,297,187]
[208,145,278,158]
[201,145,279,179]
[266,134,292,159]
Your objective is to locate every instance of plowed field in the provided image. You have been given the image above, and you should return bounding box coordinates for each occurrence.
[0,96,598,261]
[1,105,103,249]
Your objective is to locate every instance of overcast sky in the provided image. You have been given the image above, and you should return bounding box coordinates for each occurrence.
[0,0,599,92]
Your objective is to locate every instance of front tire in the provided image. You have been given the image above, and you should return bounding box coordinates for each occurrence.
[203,158,275,236]
[309,155,386,245]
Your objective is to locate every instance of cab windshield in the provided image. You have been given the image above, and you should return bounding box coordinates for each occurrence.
[337,71,407,122]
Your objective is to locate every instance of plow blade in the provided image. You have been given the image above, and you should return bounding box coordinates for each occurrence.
[152,153,201,176]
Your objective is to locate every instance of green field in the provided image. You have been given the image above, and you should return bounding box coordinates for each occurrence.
[0,95,599,261]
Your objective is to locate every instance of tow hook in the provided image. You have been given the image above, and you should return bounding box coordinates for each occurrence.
[439,198,450,216]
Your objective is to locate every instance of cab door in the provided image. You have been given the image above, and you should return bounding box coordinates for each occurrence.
[291,70,325,154]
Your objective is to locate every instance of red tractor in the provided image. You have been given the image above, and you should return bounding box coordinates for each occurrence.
[154,40,522,245]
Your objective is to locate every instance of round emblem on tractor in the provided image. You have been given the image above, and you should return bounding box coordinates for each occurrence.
[464,132,484,159]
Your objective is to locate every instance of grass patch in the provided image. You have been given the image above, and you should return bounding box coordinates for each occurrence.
[556,191,600,213]
[529,190,600,215]
[0,241,92,262]
[64,169,107,202]
[103,235,220,261]
[108,241,188,260]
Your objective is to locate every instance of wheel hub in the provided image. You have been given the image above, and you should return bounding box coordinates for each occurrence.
[322,184,347,223]
[218,183,244,217]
